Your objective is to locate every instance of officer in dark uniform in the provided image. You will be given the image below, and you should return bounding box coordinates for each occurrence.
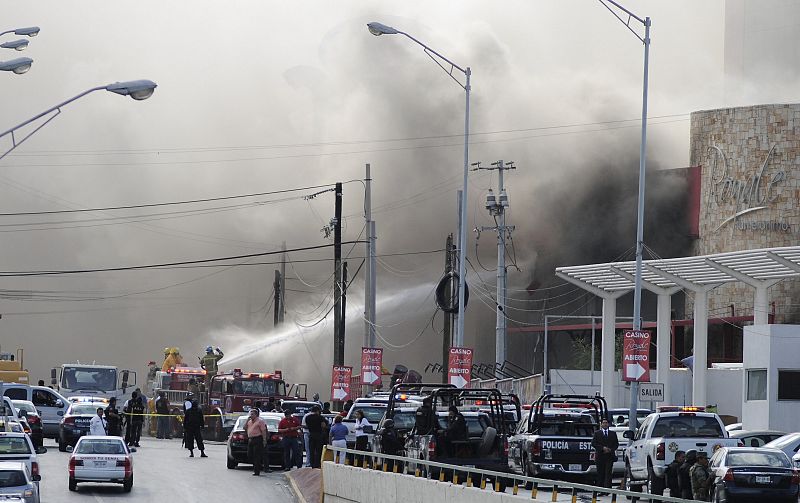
[441,405,467,457]
[414,397,434,434]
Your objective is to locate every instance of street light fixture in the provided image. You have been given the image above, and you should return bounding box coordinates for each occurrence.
[0,57,32,74]
[0,27,40,38]
[1,39,29,51]
[367,21,472,349]
[0,79,157,161]
[598,0,651,433]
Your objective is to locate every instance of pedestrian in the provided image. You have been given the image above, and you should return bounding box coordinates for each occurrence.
[266,397,278,412]
[591,418,619,490]
[328,415,348,464]
[183,399,207,458]
[679,449,698,499]
[340,399,354,416]
[666,450,685,496]
[105,398,122,437]
[244,408,268,475]
[321,402,332,415]
[305,405,328,468]
[353,409,372,466]
[89,407,107,436]
[302,409,313,467]
[37,380,44,387]
[187,378,200,398]
[379,418,403,472]
[690,451,712,501]
[155,391,172,439]
[278,409,302,470]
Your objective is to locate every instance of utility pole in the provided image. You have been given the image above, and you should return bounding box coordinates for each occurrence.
[279,241,286,323]
[341,261,348,361]
[475,160,516,368]
[364,164,377,349]
[442,233,454,383]
[273,270,282,328]
[453,190,463,345]
[333,182,344,367]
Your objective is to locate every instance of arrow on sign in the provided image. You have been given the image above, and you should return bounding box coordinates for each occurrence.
[362,371,379,384]
[626,363,646,380]
[333,387,348,400]
[449,375,468,388]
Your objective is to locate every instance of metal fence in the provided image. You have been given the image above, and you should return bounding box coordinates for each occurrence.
[324,445,687,503]
[469,373,543,405]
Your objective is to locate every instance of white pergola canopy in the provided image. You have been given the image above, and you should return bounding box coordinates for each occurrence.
[556,245,800,292]
[553,245,800,409]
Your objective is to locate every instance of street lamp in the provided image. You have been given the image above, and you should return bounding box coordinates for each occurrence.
[0,57,32,74]
[367,21,472,349]
[598,0,650,433]
[0,27,40,38]
[0,79,158,161]
[1,40,29,51]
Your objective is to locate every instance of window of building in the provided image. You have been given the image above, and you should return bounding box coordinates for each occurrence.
[778,370,800,401]
[746,369,767,401]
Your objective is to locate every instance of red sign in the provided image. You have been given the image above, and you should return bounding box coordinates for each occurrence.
[622,330,651,382]
[360,347,383,386]
[448,347,473,388]
[331,365,352,402]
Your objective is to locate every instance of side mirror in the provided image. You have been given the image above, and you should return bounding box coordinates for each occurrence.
[32,474,41,482]
[129,447,137,453]
[55,399,64,408]
[121,370,129,393]
[66,446,73,453]
[18,410,27,418]
[35,446,47,455]
[50,368,57,386]
[623,430,634,439]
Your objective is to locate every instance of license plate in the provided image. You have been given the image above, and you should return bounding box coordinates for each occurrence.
[93,460,107,467]
[755,476,770,484]
[569,464,582,471]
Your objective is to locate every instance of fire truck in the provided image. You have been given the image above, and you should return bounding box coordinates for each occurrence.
[148,366,307,440]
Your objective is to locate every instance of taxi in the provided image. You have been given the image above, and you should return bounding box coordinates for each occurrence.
[0,434,40,485]
[68,436,133,492]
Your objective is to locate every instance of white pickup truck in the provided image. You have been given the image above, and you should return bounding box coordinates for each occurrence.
[623,410,741,495]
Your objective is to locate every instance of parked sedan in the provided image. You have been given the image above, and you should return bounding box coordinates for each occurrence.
[709,447,799,503]
[0,433,41,484]
[226,413,283,470]
[68,436,133,492]
[0,461,40,503]
[58,404,98,451]
[764,432,800,459]
[11,402,43,449]
[729,430,786,448]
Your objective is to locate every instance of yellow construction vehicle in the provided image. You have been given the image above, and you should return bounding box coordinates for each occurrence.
[0,348,28,384]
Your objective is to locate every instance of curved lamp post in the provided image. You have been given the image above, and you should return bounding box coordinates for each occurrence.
[0,79,157,161]
[0,27,40,38]
[0,57,32,74]
[367,21,472,349]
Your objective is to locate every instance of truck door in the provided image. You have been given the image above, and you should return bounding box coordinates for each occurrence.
[32,387,67,438]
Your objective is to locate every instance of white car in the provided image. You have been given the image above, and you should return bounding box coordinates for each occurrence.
[68,436,133,492]
[0,461,40,503]
[0,434,39,488]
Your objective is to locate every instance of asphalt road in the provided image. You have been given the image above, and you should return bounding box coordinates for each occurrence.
[36,436,298,503]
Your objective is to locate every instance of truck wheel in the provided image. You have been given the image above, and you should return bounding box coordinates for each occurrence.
[624,464,642,500]
[647,464,665,495]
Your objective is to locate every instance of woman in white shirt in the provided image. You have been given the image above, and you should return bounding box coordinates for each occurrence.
[89,407,107,436]
[353,409,372,466]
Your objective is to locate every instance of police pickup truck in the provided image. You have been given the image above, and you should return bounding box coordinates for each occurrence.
[508,394,607,485]
[623,407,741,495]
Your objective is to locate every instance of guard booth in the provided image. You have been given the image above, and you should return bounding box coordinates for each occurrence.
[741,324,800,431]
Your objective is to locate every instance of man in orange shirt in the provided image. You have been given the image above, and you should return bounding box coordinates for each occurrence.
[245,409,269,475]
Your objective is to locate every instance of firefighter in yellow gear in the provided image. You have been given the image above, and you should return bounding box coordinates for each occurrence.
[200,346,224,387]
[162,347,183,372]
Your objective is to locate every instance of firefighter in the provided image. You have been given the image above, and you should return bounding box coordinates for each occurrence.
[200,346,224,386]
[162,347,183,372]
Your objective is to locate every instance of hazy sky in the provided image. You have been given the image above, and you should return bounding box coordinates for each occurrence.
[0,1,771,395]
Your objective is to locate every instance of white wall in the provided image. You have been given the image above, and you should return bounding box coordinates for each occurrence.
[548,367,743,419]
[742,325,800,431]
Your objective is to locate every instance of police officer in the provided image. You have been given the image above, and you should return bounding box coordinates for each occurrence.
[414,397,434,435]
[183,399,207,458]
[105,398,123,437]
[666,450,685,496]
[679,449,698,499]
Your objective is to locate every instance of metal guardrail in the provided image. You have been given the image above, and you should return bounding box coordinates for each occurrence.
[325,445,687,503]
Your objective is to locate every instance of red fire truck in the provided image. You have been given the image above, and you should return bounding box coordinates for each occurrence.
[149,366,307,440]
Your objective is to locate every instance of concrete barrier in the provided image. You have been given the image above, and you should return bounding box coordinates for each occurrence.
[322,462,541,503]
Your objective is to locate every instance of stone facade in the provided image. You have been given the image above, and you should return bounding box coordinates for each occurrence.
[689,104,800,321]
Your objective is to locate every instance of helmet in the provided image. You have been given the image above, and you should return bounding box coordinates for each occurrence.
[383,419,394,429]
[206,346,213,353]
[164,347,170,355]
[171,347,180,354]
